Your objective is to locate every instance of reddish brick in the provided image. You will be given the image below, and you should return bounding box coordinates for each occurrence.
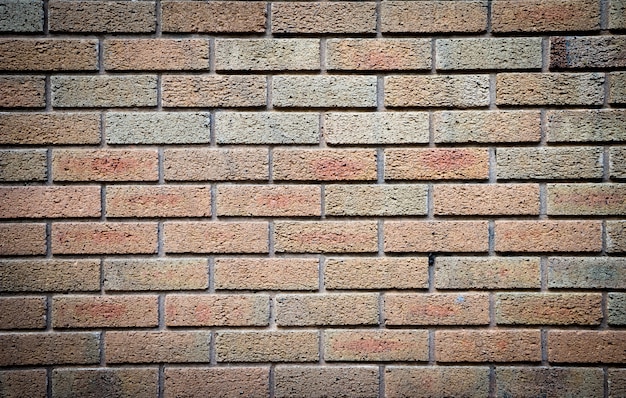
[53,149,158,182]
[548,331,626,363]
[385,75,490,108]
[607,221,626,253]
[384,148,489,180]
[435,330,541,362]
[496,293,602,325]
[496,367,604,398]
[495,221,602,253]
[162,75,265,108]
[52,368,158,398]
[0,370,47,398]
[164,367,269,398]
[107,186,211,218]
[492,0,600,32]
[381,1,487,33]
[496,73,605,106]
[216,331,318,362]
[52,222,158,254]
[104,39,209,71]
[104,259,208,291]
[274,221,378,253]
[53,295,158,328]
[164,148,268,182]
[0,76,45,108]
[385,293,490,326]
[49,0,156,33]
[386,366,490,398]
[0,223,46,255]
[327,39,430,71]
[550,36,626,69]
[215,258,318,291]
[161,1,265,33]
[0,259,100,292]
[0,297,46,329]
[0,39,97,71]
[272,2,375,34]
[384,221,489,253]
[165,294,269,327]
[0,112,100,145]
[273,149,377,181]
[0,186,100,219]
[217,185,320,217]
[106,331,210,364]
[0,149,47,182]
[547,183,626,215]
[434,184,540,215]
[276,293,379,326]
[275,366,379,398]
[0,332,99,366]
[435,257,541,290]
[164,222,268,254]
[548,257,626,289]
[324,330,428,362]
[325,257,428,290]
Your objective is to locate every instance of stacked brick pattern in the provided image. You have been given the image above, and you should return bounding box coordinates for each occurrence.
[0,0,625,396]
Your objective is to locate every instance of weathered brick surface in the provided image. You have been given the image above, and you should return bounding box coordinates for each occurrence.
[106,185,211,218]
[0,186,101,218]
[435,330,541,362]
[0,113,100,144]
[549,331,626,363]
[385,75,490,108]
[0,370,47,398]
[434,184,540,215]
[433,110,541,143]
[548,257,626,288]
[0,39,97,71]
[274,221,378,253]
[164,367,269,398]
[385,293,490,325]
[275,293,379,326]
[215,112,318,145]
[0,259,100,292]
[273,149,377,181]
[0,297,46,329]
[272,2,375,34]
[0,223,46,255]
[325,257,429,290]
[547,109,626,142]
[104,39,209,71]
[610,0,626,30]
[437,38,542,70]
[106,331,210,363]
[53,149,158,182]
[381,1,487,33]
[217,185,320,217]
[273,76,377,108]
[386,367,490,398]
[216,39,319,71]
[435,257,541,290]
[161,1,266,33]
[162,75,265,108]
[607,221,626,253]
[496,367,604,398]
[164,222,268,254]
[53,295,158,328]
[547,183,626,215]
[327,39,431,71]
[324,330,429,362]
[275,366,379,398]
[52,222,158,254]
[164,148,268,181]
[491,0,600,32]
[0,0,43,32]
[215,258,318,291]
[496,293,603,325]
[52,368,158,398]
[0,75,45,108]
[104,259,208,291]
[0,332,99,366]
[550,36,626,69]
[385,148,489,180]
[325,112,429,145]
[385,221,489,253]
[608,293,626,326]
[216,331,318,362]
[609,147,626,179]
[0,149,46,181]
[495,221,602,253]
[325,184,428,216]
[496,73,605,105]
[165,294,269,327]
[52,75,157,108]
[610,369,626,398]
[609,72,626,103]
[49,1,156,33]
[105,112,210,144]
[496,147,603,180]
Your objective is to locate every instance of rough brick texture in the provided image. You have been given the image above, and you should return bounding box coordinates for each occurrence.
[275,366,379,398]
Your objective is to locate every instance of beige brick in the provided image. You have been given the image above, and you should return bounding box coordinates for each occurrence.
[325,112,429,145]
[435,330,541,363]
[52,75,157,107]
[609,72,626,104]
[607,221,626,253]
[276,293,379,326]
[0,259,100,292]
[0,332,99,366]
[164,222,268,254]
[325,257,428,290]
[216,331,318,362]
[217,185,320,217]
[325,184,428,216]
[0,297,46,329]
[104,39,209,71]
[496,73,604,105]
[106,185,211,218]
[385,221,488,253]
[214,258,319,291]
[610,147,626,179]
[275,366,379,398]
[49,0,155,33]
[161,1,265,33]
[434,110,541,143]
[104,259,208,291]
[381,1,487,33]
[106,331,210,363]
[492,0,600,32]
[608,293,626,325]
[385,75,489,108]
[216,39,319,71]
[610,0,626,30]
[0,370,47,398]
[52,222,158,254]
[0,0,43,32]
[273,76,377,108]
[496,293,602,325]
[325,330,428,362]
[547,109,626,142]
[0,39,96,71]
[273,149,376,181]
[105,112,210,144]
[0,149,46,181]
[496,147,603,180]
[165,294,269,327]
[0,112,100,145]
[164,367,269,398]
[52,368,158,398]
[385,148,488,181]
[548,331,626,363]
[386,293,489,326]
[215,112,319,144]
[164,148,268,182]
[53,149,158,182]
[496,367,604,398]
[0,186,101,218]
[548,257,626,288]
[53,295,158,328]
[437,38,542,70]
[0,75,45,108]
[162,75,265,107]
[0,223,46,255]
[274,221,378,253]
[327,39,431,71]
[386,366,490,398]
[435,257,541,290]
[434,184,540,215]
[272,2,375,34]
[495,221,602,253]
[551,36,626,69]
[547,183,626,215]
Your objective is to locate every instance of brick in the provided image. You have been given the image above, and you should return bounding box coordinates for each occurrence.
[0,223,45,255]
[214,258,319,291]
[385,75,489,108]
[496,293,602,326]
[325,184,428,216]
[0,149,46,181]
[217,185,320,217]
[496,367,604,398]
[609,72,626,103]
[106,112,209,144]
[496,73,604,105]
[275,366,379,398]
[0,370,47,398]
[164,148,268,182]
[610,369,626,398]
[276,293,379,326]
[327,39,430,71]
[608,293,626,325]
[215,112,318,144]
[548,257,626,289]
[165,294,269,327]
[547,183,626,215]
[216,331,318,362]
[547,109,626,142]
[607,221,626,253]
[496,147,603,180]
[551,36,626,69]
[162,75,265,108]
[52,222,158,254]
[52,368,158,398]
[381,1,487,33]
[161,1,265,33]
[386,293,489,326]
[0,0,43,32]
[492,0,600,32]
[104,259,208,291]
[435,330,541,363]
[0,75,44,108]
[106,331,210,363]
[434,184,540,216]
[0,297,46,329]
[495,221,602,253]
[437,38,542,70]
[385,148,489,181]
[104,39,208,71]
[216,39,319,71]
[610,147,626,179]
[0,39,96,73]
[164,222,268,254]
[272,2,375,34]
[325,112,429,145]
[549,331,626,363]
[274,221,378,253]
[435,257,541,290]
[0,259,100,292]
[53,149,158,182]
[106,185,211,218]
[0,112,100,145]
[385,221,488,253]
[324,330,428,362]
[164,367,269,398]
[325,257,428,290]
[0,332,99,366]
[53,295,158,328]
[610,0,626,30]
[49,0,155,33]
[0,186,101,218]
[273,149,376,181]
[52,75,157,108]
[434,110,541,144]
[386,366,490,398]
[273,76,376,108]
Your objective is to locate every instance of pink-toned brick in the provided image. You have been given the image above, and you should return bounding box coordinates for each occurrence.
[106,185,211,218]
[273,149,377,181]
[0,223,46,255]
[495,221,602,252]
[385,148,489,180]
[274,221,378,253]
[327,39,431,70]
[325,330,429,362]
[164,222,268,254]
[53,149,158,182]
[217,185,320,217]
[0,186,100,218]
[435,330,541,362]
[52,222,158,254]
[215,258,319,291]
[165,294,269,327]
[385,293,490,326]
[53,295,159,328]
[385,221,489,253]
[547,183,626,215]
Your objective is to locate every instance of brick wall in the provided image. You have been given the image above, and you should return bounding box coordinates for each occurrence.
[0,0,625,396]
